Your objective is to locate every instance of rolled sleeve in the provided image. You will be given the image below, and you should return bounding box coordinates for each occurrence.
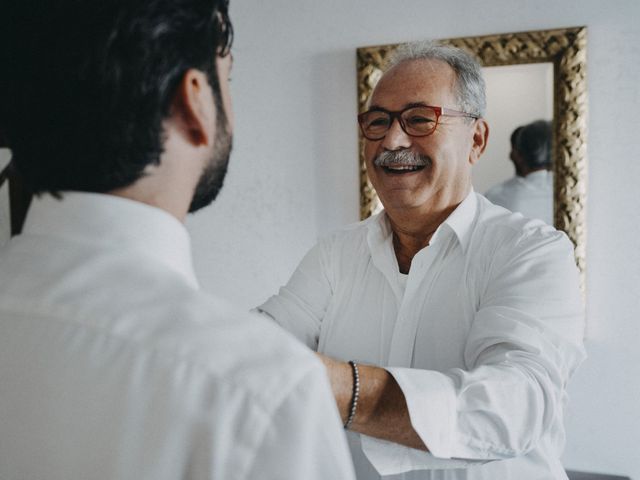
[386,368,457,459]
[359,369,491,476]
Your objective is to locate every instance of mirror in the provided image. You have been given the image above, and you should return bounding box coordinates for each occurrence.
[357,27,588,289]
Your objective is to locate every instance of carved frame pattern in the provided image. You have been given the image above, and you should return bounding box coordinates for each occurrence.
[357,27,588,287]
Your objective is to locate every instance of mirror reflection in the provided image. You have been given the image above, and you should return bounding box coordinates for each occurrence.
[476,64,553,193]
[484,119,553,225]
[479,63,554,224]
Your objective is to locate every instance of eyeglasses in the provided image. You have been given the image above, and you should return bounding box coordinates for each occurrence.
[357,105,479,141]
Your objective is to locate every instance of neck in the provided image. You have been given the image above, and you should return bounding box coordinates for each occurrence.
[109,156,201,223]
[526,167,549,176]
[110,182,192,222]
[108,126,210,223]
[387,193,465,273]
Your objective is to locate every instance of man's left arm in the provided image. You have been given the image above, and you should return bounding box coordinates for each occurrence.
[319,354,425,449]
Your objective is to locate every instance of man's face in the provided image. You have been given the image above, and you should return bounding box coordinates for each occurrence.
[189,54,234,213]
[364,59,483,213]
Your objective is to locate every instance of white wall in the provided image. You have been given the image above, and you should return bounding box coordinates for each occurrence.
[188,0,640,476]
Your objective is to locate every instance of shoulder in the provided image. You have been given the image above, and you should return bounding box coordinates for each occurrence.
[118,287,325,408]
[28,250,326,414]
[471,194,573,261]
[302,215,377,265]
[319,215,374,244]
[100,290,334,480]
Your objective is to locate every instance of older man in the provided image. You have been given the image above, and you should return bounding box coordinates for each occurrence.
[259,42,585,479]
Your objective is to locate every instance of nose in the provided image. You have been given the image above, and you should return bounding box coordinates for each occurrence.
[380,117,412,151]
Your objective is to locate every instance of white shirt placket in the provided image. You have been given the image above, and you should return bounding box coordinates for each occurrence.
[385,233,449,368]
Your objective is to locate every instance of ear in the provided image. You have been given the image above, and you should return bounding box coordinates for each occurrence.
[168,69,216,147]
[469,119,489,166]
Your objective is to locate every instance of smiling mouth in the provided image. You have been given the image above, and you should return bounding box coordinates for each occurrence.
[382,165,426,174]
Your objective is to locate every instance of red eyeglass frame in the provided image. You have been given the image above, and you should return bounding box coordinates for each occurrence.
[358,105,479,141]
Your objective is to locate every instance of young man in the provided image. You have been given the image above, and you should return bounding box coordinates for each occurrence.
[0,2,354,479]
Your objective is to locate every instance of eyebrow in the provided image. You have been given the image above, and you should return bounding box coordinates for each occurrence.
[367,101,430,111]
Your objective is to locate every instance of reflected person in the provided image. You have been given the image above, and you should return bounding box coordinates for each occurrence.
[0,1,355,479]
[258,42,585,479]
[485,120,554,224]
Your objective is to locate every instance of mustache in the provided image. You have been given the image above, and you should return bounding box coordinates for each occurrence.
[373,149,431,167]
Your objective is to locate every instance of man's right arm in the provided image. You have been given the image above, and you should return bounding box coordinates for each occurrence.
[256,240,334,350]
[244,361,355,480]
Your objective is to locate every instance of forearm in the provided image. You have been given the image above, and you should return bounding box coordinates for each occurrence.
[320,355,427,451]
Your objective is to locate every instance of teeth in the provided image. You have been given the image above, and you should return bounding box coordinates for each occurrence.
[386,165,420,171]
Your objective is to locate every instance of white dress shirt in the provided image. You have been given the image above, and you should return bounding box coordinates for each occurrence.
[0,192,355,480]
[259,191,586,480]
[484,170,554,225]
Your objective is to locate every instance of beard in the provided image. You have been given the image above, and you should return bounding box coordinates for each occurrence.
[188,109,233,213]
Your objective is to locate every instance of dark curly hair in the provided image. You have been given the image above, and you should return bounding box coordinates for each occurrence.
[0,0,233,194]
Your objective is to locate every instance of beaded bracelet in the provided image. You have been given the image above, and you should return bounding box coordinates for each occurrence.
[344,360,360,429]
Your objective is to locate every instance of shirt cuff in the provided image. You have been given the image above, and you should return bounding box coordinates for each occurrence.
[359,367,489,476]
[360,435,474,476]
[387,367,457,458]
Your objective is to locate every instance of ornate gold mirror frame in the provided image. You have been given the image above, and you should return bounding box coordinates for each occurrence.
[357,27,588,287]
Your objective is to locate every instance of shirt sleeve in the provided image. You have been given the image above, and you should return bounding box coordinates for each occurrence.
[363,227,586,474]
[243,363,356,480]
[256,239,334,350]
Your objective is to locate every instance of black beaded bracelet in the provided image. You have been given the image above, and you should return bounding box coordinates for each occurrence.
[344,360,360,429]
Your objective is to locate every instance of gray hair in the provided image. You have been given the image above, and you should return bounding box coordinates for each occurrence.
[384,41,486,118]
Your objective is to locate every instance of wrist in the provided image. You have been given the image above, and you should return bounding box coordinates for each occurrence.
[343,361,360,429]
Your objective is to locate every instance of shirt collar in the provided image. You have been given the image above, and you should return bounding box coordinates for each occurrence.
[439,189,477,254]
[368,189,478,255]
[22,192,199,289]
[524,169,552,183]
